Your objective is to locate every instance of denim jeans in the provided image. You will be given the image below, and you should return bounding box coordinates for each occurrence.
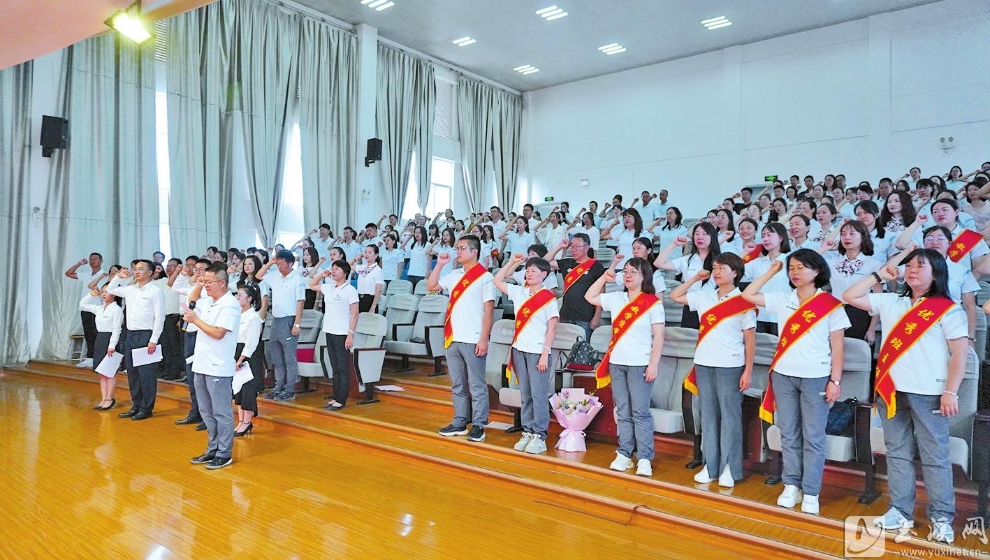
[610,364,655,462]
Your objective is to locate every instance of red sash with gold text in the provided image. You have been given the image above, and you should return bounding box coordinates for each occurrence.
[874,296,954,418]
[684,295,757,395]
[564,259,596,293]
[443,263,488,349]
[759,292,844,423]
[505,288,557,384]
[948,229,984,263]
[595,292,661,388]
[742,245,763,264]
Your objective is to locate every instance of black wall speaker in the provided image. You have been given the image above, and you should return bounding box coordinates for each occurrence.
[365,138,382,167]
[41,115,69,157]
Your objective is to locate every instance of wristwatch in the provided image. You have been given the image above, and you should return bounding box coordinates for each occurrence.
[294,323,301,328]
[829,378,841,387]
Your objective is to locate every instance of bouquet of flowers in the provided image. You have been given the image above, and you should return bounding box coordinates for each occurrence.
[550,388,603,452]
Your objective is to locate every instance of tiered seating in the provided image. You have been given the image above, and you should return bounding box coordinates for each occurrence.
[350,313,388,405]
[383,294,449,376]
[273,309,324,392]
[380,279,413,310]
[383,294,419,342]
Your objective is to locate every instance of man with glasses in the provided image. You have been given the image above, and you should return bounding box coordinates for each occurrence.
[108,259,166,421]
[429,235,496,443]
[184,264,241,470]
[258,250,306,401]
[172,258,213,428]
[547,233,605,340]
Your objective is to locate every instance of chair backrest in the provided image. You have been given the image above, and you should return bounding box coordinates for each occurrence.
[839,338,872,402]
[747,332,780,393]
[414,279,431,297]
[354,312,387,349]
[596,247,616,264]
[485,319,515,387]
[662,294,683,327]
[650,327,696,413]
[384,294,419,340]
[949,347,980,444]
[386,279,413,297]
[589,325,612,352]
[299,309,323,344]
[410,294,449,339]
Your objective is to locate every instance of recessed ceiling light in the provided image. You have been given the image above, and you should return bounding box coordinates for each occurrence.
[701,16,731,30]
[514,65,540,75]
[598,43,626,55]
[375,2,394,11]
[452,36,476,47]
[537,5,568,21]
[362,0,395,11]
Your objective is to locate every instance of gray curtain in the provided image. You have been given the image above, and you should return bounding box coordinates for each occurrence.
[166,1,236,256]
[38,34,159,361]
[231,0,300,247]
[0,62,33,365]
[298,18,358,232]
[456,77,494,213]
[376,45,435,216]
[489,87,524,213]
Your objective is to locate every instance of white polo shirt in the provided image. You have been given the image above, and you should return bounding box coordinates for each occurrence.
[312,235,334,259]
[438,267,496,344]
[613,228,643,270]
[505,231,536,257]
[826,253,883,304]
[744,253,791,323]
[598,291,664,367]
[512,269,558,290]
[76,266,106,302]
[264,269,305,318]
[537,225,568,255]
[319,282,359,335]
[687,289,757,368]
[381,248,405,281]
[506,285,559,354]
[191,292,241,377]
[107,277,165,343]
[406,243,430,277]
[337,240,362,262]
[672,254,717,294]
[762,289,850,378]
[153,277,181,315]
[868,293,967,395]
[355,263,384,296]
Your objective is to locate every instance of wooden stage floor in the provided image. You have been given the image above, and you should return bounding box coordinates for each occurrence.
[2,361,989,559]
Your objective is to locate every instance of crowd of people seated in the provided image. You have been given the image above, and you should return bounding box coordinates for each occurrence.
[63,159,990,542]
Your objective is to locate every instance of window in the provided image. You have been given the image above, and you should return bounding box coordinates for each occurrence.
[154,90,171,258]
[400,157,457,221]
[277,122,304,249]
[434,79,454,138]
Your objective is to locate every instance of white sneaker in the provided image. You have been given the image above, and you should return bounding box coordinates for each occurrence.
[76,358,93,368]
[929,517,955,544]
[800,494,819,515]
[523,436,547,455]
[693,468,716,484]
[718,465,735,488]
[609,452,634,471]
[874,507,914,532]
[513,432,534,452]
[776,485,803,508]
[635,459,653,477]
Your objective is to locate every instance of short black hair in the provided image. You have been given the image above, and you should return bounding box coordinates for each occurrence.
[276,250,296,263]
[333,259,351,277]
[713,253,745,287]
[741,187,753,194]
[525,257,552,281]
[786,249,830,289]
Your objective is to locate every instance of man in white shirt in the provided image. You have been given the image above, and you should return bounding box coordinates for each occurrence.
[360,223,383,248]
[172,258,210,428]
[108,259,166,420]
[490,207,507,238]
[260,250,306,401]
[158,258,184,381]
[653,190,670,218]
[310,223,335,259]
[64,252,106,367]
[336,227,363,262]
[523,204,541,232]
[185,264,241,470]
[635,190,662,223]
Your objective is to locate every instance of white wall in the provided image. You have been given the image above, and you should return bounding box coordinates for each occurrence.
[521,0,990,220]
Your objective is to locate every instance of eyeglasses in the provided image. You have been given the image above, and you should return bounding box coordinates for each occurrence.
[455,246,473,252]
[924,236,948,243]
[570,244,589,249]
[133,267,151,272]
[203,279,224,285]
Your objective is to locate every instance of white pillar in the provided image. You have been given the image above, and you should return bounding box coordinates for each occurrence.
[354,23,380,221]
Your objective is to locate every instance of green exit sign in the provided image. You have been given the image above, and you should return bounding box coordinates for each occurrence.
[544,196,554,202]
[764,175,778,182]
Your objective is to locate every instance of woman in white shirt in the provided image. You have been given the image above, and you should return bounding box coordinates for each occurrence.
[534,210,568,252]
[655,221,721,328]
[568,211,601,253]
[481,225,497,269]
[354,245,385,313]
[233,284,264,436]
[742,249,850,515]
[585,257,665,478]
[879,190,917,238]
[602,208,646,270]
[714,209,740,256]
[810,203,838,244]
[380,233,405,286]
[500,217,537,260]
[312,260,360,411]
[743,222,792,334]
[650,207,688,258]
[843,250,966,543]
[611,237,667,294]
[402,225,431,288]
[79,286,124,410]
[429,228,458,277]
[817,220,883,341]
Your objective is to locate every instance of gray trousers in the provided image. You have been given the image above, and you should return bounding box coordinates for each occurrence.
[772,372,829,496]
[696,364,744,480]
[879,393,955,522]
[183,332,200,418]
[194,373,234,459]
[447,342,489,427]
[512,348,552,439]
[268,316,299,394]
[611,364,655,462]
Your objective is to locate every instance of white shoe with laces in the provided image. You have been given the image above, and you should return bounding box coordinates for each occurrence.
[776,485,803,508]
[609,452,634,472]
[694,468,716,484]
[874,507,914,532]
[800,494,819,515]
[513,432,534,452]
[929,517,955,544]
[635,459,652,477]
[718,465,735,488]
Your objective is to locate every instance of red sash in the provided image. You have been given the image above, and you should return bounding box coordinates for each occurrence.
[759,292,844,423]
[443,263,488,349]
[742,245,763,264]
[684,295,757,395]
[595,292,661,388]
[505,288,557,384]
[947,229,984,263]
[874,296,954,418]
[563,259,596,292]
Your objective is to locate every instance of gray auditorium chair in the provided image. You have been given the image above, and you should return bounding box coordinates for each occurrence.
[483,318,515,391]
[383,293,419,342]
[351,313,388,405]
[383,294,449,376]
[380,279,413,311]
[283,309,325,392]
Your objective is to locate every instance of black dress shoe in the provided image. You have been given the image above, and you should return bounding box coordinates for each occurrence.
[190,452,216,465]
[131,411,153,421]
[119,409,138,418]
[195,422,207,431]
[233,422,253,437]
[174,415,201,425]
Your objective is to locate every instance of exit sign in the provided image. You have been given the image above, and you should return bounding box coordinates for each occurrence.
[764,175,778,182]
[544,196,554,202]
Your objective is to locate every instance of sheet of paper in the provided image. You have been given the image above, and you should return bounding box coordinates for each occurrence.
[185,355,195,364]
[131,345,163,367]
[375,385,405,392]
[232,364,254,394]
[95,352,123,378]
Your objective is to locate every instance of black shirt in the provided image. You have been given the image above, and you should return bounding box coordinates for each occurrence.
[557,258,606,322]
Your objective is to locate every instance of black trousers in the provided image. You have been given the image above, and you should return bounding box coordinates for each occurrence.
[124,329,159,413]
[358,293,375,313]
[326,334,351,405]
[681,307,700,330]
[844,305,872,341]
[161,314,183,378]
[81,311,98,359]
[304,289,317,310]
[234,342,265,414]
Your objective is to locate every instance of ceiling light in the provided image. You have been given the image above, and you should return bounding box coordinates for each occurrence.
[375,2,394,11]
[702,16,732,30]
[368,0,388,7]
[105,1,152,44]
[537,5,568,20]
[362,0,395,10]
[452,36,476,46]
[514,65,540,75]
[598,43,626,55]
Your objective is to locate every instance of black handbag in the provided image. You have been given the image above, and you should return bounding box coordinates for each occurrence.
[825,397,857,436]
[565,336,600,371]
